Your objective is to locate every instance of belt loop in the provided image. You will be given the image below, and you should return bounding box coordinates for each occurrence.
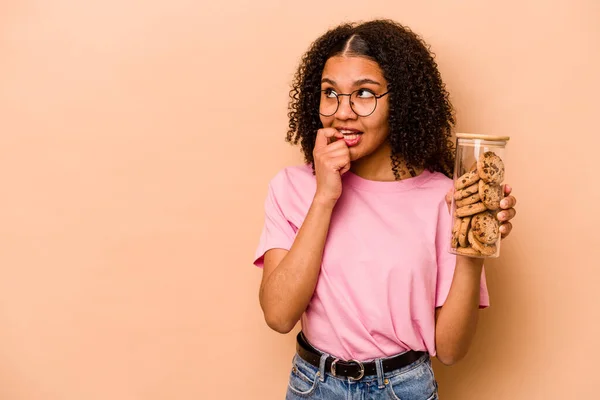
[318,353,328,382]
[375,358,385,389]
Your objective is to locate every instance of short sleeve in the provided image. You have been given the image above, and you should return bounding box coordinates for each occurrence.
[435,199,490,308]
[252,180,297,268]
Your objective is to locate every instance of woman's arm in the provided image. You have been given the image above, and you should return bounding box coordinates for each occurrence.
[434,256,484,365]
[259,197,335,334]
[258,128,350,334]
[435,187,517,365]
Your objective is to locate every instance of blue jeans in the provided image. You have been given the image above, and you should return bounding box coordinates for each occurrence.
[286,351,439,399]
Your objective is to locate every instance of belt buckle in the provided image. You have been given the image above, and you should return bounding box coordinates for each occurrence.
[330,358,365,381]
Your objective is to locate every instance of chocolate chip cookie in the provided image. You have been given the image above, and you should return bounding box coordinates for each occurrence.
[456,247,481,256]
[456,202,487,218]
[470,211,500,245]
[479,180,503,211]
[454,181,480,201]
[451,217,462,248]
[477,151,505,184]
[468,230,497,256]
[458,216,471,247]
[455,170,480,190]
[456,192,481,208]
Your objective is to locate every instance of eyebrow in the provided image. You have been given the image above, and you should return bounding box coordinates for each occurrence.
[321,78,381,86]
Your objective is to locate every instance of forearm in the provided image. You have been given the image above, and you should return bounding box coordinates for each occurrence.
[259,197,335,332]
[434,256,484,365]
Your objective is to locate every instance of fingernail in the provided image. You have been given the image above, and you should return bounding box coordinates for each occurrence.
[498,212,506,220]
[500,200,508,208]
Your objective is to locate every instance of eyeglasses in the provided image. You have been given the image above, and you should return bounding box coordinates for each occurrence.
[316,88,390,117]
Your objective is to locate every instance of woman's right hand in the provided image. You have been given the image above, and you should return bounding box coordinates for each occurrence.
[312,128,351,206]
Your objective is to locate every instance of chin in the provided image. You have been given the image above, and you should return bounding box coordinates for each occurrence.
[348,147,362,161]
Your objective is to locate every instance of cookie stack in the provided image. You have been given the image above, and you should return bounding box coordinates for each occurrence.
[451,151,504,257]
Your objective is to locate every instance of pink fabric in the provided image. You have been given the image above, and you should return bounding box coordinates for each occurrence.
[253,164,489,361]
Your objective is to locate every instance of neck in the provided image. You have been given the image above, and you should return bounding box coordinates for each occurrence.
[350,144,423,181]
[350,142,395,181]
[350,159,395,181]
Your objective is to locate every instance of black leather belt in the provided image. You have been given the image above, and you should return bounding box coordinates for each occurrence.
[296,331,427,381]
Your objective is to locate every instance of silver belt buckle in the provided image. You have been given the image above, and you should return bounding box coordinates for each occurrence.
[330,358,339,377]
[330,358,365,381]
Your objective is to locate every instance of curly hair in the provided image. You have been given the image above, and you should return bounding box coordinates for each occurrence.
[286,19,456,179]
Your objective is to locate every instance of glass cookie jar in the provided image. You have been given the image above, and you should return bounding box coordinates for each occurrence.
[448,133,510,258]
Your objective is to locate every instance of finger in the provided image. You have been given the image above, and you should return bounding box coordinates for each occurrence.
[444,190,454,213]
[500,222,512,238]
[314,128,342,150]
[314,129,328,150]
[326,129,344,141]
[323,128,344,144]
[339,162,351,175]
[445,189,454,205]
[325,143,351,157]
[497,208,516,222]
[500,195,516,209]
[504,184,512,196]
[326,131,348,148]
[331,155,351,172]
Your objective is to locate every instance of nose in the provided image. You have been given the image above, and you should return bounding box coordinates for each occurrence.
[335,94,357,119]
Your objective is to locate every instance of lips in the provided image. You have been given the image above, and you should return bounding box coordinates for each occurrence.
[337,128,363,147]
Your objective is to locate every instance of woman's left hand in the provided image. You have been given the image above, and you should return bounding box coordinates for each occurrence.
[446,184,516,239]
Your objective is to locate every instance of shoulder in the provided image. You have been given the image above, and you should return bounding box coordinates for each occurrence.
[268,164,315,191]
[262,164,316,223]
[265,164,317,204]
[414,170,453,212]
[417,170,453,193]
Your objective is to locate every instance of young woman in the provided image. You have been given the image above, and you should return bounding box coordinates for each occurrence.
[253,19,517,399]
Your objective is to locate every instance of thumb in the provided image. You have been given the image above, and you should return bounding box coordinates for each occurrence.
[445,189,453,204]
[445,189,454,213]
[340,162,351,176]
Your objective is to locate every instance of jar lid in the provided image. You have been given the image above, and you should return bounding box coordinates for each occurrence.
[456,133,510,141]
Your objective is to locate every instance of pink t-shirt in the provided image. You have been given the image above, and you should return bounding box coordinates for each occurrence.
[253,164,489,361]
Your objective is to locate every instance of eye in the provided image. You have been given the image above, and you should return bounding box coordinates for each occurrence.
[323,88,338,98]
[356,89,375,98]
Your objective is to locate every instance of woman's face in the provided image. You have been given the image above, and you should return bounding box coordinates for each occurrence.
[319,55,391,162]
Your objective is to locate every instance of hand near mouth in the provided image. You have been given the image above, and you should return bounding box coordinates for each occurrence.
[312,128,352,206]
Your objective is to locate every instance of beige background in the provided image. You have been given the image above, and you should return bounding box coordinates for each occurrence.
[1,0,598,399]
